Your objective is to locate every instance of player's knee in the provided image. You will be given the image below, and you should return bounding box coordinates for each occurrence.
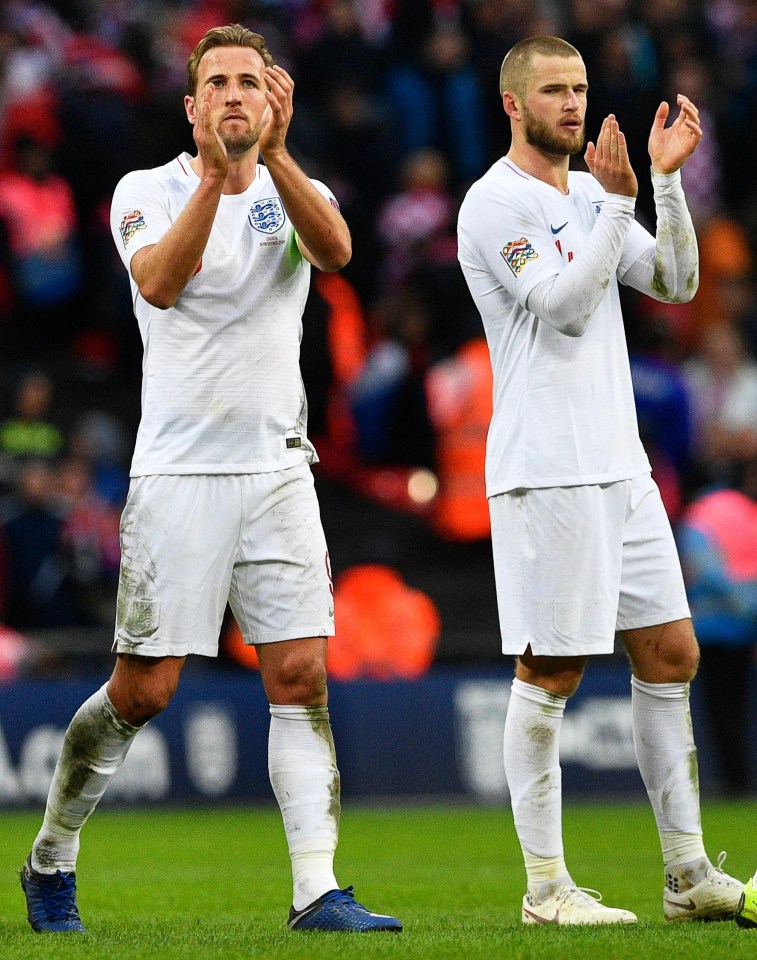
[275,656,328,705]
[642,635,699,684]
[669,639,700,682]
[544,669,583,698]
[117,684,176,726]
[516,653,586,697]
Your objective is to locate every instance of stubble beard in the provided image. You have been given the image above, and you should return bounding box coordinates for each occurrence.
[523,107,585,158]
[220,118,264,158]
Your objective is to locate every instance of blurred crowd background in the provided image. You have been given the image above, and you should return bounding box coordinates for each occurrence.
[1,0,757,788]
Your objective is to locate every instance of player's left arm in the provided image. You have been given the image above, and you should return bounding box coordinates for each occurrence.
[260,65,351,272]
[619,95,702,303]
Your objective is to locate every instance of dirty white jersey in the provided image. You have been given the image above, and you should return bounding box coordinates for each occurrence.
[111,154,336,476]
[458,159,697,497]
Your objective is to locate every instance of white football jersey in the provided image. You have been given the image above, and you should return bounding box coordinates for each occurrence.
[458,158,652,497]
[110,154,335,476]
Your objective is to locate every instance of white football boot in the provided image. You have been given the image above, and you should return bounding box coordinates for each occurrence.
[522,884,637,925]
[663,851,743,922]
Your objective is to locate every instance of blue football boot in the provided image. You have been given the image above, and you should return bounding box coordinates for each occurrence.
[20,857,86,932]
[288,885,402,932]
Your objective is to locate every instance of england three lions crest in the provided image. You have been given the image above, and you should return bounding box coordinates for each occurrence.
[248,198,286,234]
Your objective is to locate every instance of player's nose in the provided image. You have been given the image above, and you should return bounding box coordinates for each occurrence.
[226,82,242,103]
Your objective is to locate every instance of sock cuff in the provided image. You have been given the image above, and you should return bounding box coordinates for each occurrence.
[512,678,568,716]
[522,851,568,881]
[100,684,143,737]
[269,704,330,721]
[631,676,690,700]
[660,831,706,866]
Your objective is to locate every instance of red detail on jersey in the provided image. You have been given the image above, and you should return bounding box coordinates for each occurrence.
[192,258,202,276]
[555,239,562,255]
[568,251,574,263]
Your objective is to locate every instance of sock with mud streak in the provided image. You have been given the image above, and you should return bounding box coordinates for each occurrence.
[503,678,572,901]
[269,704,340,911]
[631,677,707,885]
[31,684,142,874]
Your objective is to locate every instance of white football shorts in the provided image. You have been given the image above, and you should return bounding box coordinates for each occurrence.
[489,474,690,656]
[113,463,335,657]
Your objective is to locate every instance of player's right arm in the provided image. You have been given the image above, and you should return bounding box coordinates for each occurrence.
[459,159,635,337]
[124,83,227,309]
[129,178,222,309]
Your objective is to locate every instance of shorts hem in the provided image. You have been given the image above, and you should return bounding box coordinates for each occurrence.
[502,642,615,656]
[616,607,691,632]
[112,640,218,658]
[244,625,335,645]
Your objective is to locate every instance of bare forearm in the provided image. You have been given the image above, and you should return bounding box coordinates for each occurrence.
[132,176,224,308]
[264,149,351,271]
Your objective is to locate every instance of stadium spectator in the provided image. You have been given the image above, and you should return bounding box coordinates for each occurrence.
[678,457,757,797]
[0,371,64,488]
[0,458,81,630]
[80,195,144,380]
[307,77,396,297]
[385,18,487,185]
[692,212,753,345]
[0,136,82,357]
[457,35,742,926]
[68,411,130,509]
[0,10,63,170]
[56,455,121,622]
[682,322,757,484]
[298,270,368,477]
[665,56,723,225]
[19,23,401,937]
[628,313,694,519]
[425,337,492,542]
[376,147,455,290]
[295,0,386,110]
[350,287,436,469]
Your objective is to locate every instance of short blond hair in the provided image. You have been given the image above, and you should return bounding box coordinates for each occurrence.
[499,36,582,97]
[187,24,275,96]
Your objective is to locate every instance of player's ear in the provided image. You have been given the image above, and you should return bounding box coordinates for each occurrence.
[503,90,520,120]
[184,94,197,125]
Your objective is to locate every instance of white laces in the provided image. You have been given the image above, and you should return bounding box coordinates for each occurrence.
[563,886,603,904]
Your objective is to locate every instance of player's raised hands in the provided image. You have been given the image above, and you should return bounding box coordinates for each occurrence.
[194,82,228,181]
[584,115,638,198]
[260,65,294,159]
[648,95,702,174]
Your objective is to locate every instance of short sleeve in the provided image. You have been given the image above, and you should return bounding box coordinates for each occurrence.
[110,170,173,272]
[309,178,338,205]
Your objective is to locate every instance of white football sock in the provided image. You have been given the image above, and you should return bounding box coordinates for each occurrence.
[31,684,142,874]
[631,677,707,875]
[504,678,570,897]
[268,704,340,911]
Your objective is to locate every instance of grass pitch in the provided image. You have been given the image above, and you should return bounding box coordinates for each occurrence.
[1,800,755,959]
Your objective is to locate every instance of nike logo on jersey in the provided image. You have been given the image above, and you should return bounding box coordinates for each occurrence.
[550,222,568,234]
